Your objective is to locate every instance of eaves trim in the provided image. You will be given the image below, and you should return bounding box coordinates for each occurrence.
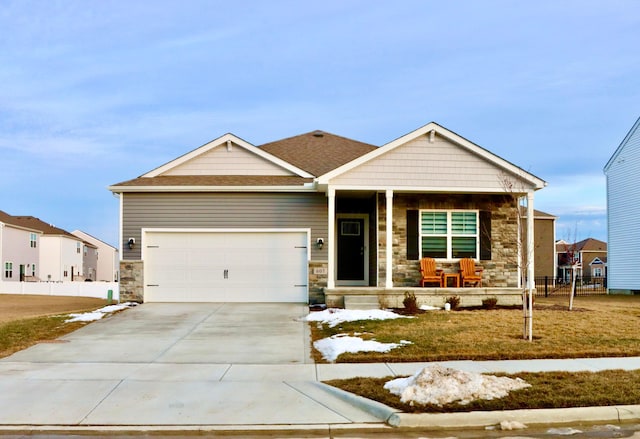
[108,185,319,193]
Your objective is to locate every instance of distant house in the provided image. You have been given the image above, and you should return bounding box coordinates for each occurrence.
[81,241,98,281]
[556,238,607,281]
[11,216,84,282]
[72,230,119,282]
[0,210,42,281]
[520,208,557,279]
[604,116,640,294]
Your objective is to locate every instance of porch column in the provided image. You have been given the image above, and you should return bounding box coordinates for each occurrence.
[327,188,336,289]
[526,191,535,341]
[526,191,535,290]
[385,189,394,288]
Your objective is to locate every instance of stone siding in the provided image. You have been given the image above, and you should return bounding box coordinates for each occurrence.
[119,260,144,302]
[378,193,520,288]
[308,261,328,304]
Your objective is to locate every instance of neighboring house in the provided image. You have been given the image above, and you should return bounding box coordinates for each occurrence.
[81,241,99,281]
[520,208,557,279]
[12,216,84,282]
[0,210,42,281]
[604,116,640,294]
[110,122,546,305]
[556,238,607,281]
[72,230,119,281]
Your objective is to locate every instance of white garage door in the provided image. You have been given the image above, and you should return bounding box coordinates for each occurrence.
[144,230,309,302]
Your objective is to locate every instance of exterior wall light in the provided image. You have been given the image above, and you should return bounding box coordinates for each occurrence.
[316,238,324,250]
[128,238,135,249]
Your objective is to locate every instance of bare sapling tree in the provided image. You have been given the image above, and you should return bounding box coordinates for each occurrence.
[561,226,580,311]
[496,172,535,341]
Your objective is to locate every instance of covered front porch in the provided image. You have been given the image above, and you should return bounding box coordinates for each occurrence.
[311,122,545,308]
[316,190,536,306]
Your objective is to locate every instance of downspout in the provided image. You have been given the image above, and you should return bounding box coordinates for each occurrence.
[385,190,394,289]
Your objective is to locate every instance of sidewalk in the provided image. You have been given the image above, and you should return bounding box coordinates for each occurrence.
[1,356,639,432]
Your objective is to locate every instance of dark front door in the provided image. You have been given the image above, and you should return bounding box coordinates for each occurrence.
[337,218,365,281]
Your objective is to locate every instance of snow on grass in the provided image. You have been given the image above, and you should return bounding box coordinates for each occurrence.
[305,308,411,328]
[65,302,137,323]
[305,308,416,361]
[384,364,530,406]
[314,334,412,362]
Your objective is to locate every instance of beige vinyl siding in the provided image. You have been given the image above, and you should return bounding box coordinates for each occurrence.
[163,144,294,176]
[331,134,527,190]
[122,192,328,260]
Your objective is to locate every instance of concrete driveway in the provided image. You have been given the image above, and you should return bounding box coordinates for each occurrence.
[5,302,313,364]
[0,302,388,428]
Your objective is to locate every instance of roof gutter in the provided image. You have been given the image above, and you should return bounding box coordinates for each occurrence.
[108,183,319,193]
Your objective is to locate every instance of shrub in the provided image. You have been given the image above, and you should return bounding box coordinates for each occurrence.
[403,292,419,314]
[378,294,391,310]
[446,295,461,310]
[482,297,498,310]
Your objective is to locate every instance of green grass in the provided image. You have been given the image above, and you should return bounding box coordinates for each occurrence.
[326,369,640,413]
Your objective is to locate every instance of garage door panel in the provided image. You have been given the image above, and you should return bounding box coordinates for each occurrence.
[144,231,308,303]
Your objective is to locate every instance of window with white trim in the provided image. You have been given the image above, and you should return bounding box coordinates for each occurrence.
[4,262,13,278]
[30,233,37,248]
[420,210,479,259]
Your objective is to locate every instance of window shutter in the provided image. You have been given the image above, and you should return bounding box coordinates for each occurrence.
[480,210,492,260]
[407,210,419,260]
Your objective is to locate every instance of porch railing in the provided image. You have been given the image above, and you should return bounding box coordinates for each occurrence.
[533,276,608,297]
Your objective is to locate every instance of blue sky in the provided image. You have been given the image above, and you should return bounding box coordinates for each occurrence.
[1,0,638,247]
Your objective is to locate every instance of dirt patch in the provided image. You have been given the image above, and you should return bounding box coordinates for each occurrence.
[0,294,107,324]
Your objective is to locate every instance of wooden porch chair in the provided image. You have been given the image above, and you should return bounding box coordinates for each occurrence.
[459,258,483,287]
[420,257,444,287]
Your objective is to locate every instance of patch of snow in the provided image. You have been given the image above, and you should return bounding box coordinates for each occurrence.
[305,308,410,328]
[384,364,531,406]
[547,427,583,435]
[65,312,106,323]
[420,304,441,311]
[65,302,137,323]
[500,420,528,430]
[313,334,412,362]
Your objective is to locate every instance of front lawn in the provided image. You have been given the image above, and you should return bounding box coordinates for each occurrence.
[0,295,108,358]
[309,295,640,363]
[326,369,640,413]
[313,295,640,413]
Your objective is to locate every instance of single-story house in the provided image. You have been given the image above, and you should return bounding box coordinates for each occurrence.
[109,122,546,306]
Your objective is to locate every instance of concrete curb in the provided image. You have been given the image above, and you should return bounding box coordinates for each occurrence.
[318,383,640,429]
[312,381,400,424]
[386,404,640,429]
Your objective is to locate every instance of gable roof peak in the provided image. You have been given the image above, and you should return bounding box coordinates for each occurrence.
[141,132,313,179]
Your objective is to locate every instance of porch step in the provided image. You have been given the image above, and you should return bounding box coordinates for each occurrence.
[343,295,380,310]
